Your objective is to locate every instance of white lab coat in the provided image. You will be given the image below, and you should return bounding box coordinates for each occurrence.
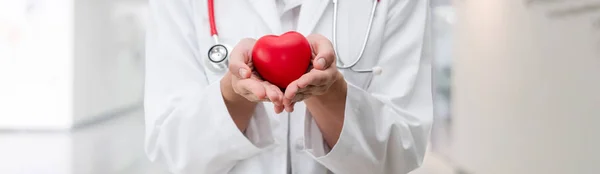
[144,0,432,173]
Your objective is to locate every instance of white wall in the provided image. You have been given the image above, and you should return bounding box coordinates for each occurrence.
[453,0,600,173]
[0,0,74,129]
[0,0,146,130]
[72,0,146,126]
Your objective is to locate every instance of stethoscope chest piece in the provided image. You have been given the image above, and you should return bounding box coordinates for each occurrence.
[208,44,229,63]
[205,43,231,73]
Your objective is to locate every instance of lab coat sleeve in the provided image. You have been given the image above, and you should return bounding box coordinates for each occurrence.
[303,0,433,173]
[144,0,275,173]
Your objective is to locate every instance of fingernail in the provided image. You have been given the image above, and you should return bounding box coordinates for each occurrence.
[317,58,326,68]
[239,68,247,78]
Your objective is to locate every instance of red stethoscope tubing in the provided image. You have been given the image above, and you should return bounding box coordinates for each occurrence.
[208,0,218,36]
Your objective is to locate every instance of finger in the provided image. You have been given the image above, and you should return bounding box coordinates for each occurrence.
[307,34,335,70]
[263,83,280,104]
[296,73,316,89]
[274,105,284,114]
[285,103,294,113]
[296,71,329,88]
[229,61,251,79]
[229,38,257,78]
[236,79,266,101]
[283,81,300,106]
[283,88,300,113]
[285,102,296,113]
[272,84,284,105]
[273,86,285,114]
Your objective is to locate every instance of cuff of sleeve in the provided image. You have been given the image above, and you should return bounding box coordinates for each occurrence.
[208,80,275,158]
[303,82,366,172]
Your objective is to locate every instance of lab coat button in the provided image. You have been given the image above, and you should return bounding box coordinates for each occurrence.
[295,138,304,150]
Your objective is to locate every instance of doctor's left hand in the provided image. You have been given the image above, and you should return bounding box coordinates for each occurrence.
[283,34,344,112]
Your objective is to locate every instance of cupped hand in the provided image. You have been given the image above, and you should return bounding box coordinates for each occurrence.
[282,34,342,112]
[229,38,285,114]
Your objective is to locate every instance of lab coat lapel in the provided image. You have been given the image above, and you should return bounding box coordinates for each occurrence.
[248,0,282,34]
[297,0,330,36]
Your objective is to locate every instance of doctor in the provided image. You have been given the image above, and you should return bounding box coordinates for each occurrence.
[144,0,432,173]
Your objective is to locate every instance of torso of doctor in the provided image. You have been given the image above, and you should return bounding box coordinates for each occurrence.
[144,0,432,173]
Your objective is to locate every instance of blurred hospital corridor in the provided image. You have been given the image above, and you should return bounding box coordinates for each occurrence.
[2,0,599,173]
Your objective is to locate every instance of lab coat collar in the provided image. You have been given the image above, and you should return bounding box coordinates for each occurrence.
[248,0,282,34]
[297,0,330,36]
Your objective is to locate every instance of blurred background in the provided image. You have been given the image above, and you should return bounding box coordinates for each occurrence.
[1,0,599,173]
[0,0,154,173]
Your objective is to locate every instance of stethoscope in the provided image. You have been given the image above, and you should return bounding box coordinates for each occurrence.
[204,0,231,73]
[206,0,382,75]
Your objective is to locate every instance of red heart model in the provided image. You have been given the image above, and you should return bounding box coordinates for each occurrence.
[252,31,312,89]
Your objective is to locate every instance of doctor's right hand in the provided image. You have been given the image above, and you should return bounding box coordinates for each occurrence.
[226,38,285,113]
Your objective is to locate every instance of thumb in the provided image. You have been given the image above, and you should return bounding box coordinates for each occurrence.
[229,61,251,79]
[229,38,256,78]
[307,34,335,70]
